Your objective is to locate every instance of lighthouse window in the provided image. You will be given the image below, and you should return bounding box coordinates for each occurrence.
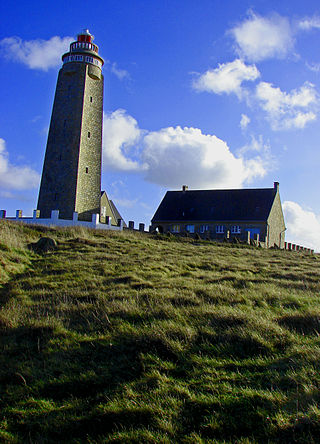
[85,167,89,174]
[88,131,91,138]
[90,96,93,102]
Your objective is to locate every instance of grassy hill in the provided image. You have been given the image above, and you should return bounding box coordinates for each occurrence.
[1,220,320,443]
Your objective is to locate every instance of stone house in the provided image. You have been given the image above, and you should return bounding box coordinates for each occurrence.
[150,182,286,248]
[100,191,127,227]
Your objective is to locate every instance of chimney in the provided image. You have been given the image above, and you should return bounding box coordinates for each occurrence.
[182,185,188,192]
[274,181,279,191]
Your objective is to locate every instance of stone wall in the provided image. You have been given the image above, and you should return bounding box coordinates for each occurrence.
[267,188,286,248]
[37,61,103,222]
[150,220,268,242]
[100,192,118,226]
[75,64,103,221]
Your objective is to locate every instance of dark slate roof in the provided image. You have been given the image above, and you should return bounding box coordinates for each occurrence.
[151,188,277,222]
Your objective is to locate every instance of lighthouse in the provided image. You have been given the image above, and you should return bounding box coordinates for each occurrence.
[37,29,104,221]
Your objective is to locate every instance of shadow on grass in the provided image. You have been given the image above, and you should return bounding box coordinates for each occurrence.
[14,406,157,443]
[1,329,178,441]
[0,325,55,387]
[179,394,274,442]
[275,415,320,444]
[35,332,179,401]
[277,314,320,335]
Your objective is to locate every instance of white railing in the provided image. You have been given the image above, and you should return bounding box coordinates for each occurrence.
[70,42,98,53]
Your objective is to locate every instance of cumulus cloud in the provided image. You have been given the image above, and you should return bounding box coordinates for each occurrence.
[231,12,294,62]
[0,138,40,191]
[193,59,260,98]
[141,126,265,188]
[256,81,317,130]
[102,110,143,171]
[240,114,250,130]
[298,16,320,31]
[102,109,267,189]
[283,201,320,251]
[0,35,73,70]
[0,35,131,78]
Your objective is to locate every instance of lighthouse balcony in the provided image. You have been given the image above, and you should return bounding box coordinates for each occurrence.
[62,54,103,69]
[70,42,98,53]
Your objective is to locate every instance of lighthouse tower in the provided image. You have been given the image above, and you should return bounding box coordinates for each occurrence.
[37,29,104,221]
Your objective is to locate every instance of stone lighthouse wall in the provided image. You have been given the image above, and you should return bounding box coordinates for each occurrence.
[76,64,103,221]
[37,62,103,221]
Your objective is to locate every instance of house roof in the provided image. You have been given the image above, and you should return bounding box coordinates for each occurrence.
[151,187,278,223]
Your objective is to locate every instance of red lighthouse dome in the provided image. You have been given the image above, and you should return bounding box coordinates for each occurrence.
[77,29,93,43]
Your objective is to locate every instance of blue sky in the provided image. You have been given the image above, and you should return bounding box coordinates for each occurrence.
[1,0,320,249]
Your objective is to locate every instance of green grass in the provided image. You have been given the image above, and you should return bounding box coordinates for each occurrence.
[1,220,320,443]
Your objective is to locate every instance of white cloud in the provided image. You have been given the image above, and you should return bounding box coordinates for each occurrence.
[237,134,273,180]
[240,114,250,130]
[306,62,320,73]
[141,126,263,188]
[193,59,260,98]
[102,109,143,171]
[283,201,320,251]
[298,16,320,31]
[0,138,40,191]
[238,134,270,154]
[109,62,130,80]
[113,197,138,208]
[256,81,317,130]
[102,109,267,189]
[0,36,73,70]
[231,12,294,61]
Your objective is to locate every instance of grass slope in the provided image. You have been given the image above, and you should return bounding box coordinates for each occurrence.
[1,220,320,443]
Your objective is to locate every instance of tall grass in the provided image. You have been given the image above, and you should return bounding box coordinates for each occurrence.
[0,220,320,443]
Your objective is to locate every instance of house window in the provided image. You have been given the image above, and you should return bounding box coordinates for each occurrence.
[186,224,195,233]
[172,225,180,233]
[231,225,241,234]
[88,131,91,138]
[216,225,224,234]
[200,224,210,233]
[101,206,106,217]
[85,167,89,174]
